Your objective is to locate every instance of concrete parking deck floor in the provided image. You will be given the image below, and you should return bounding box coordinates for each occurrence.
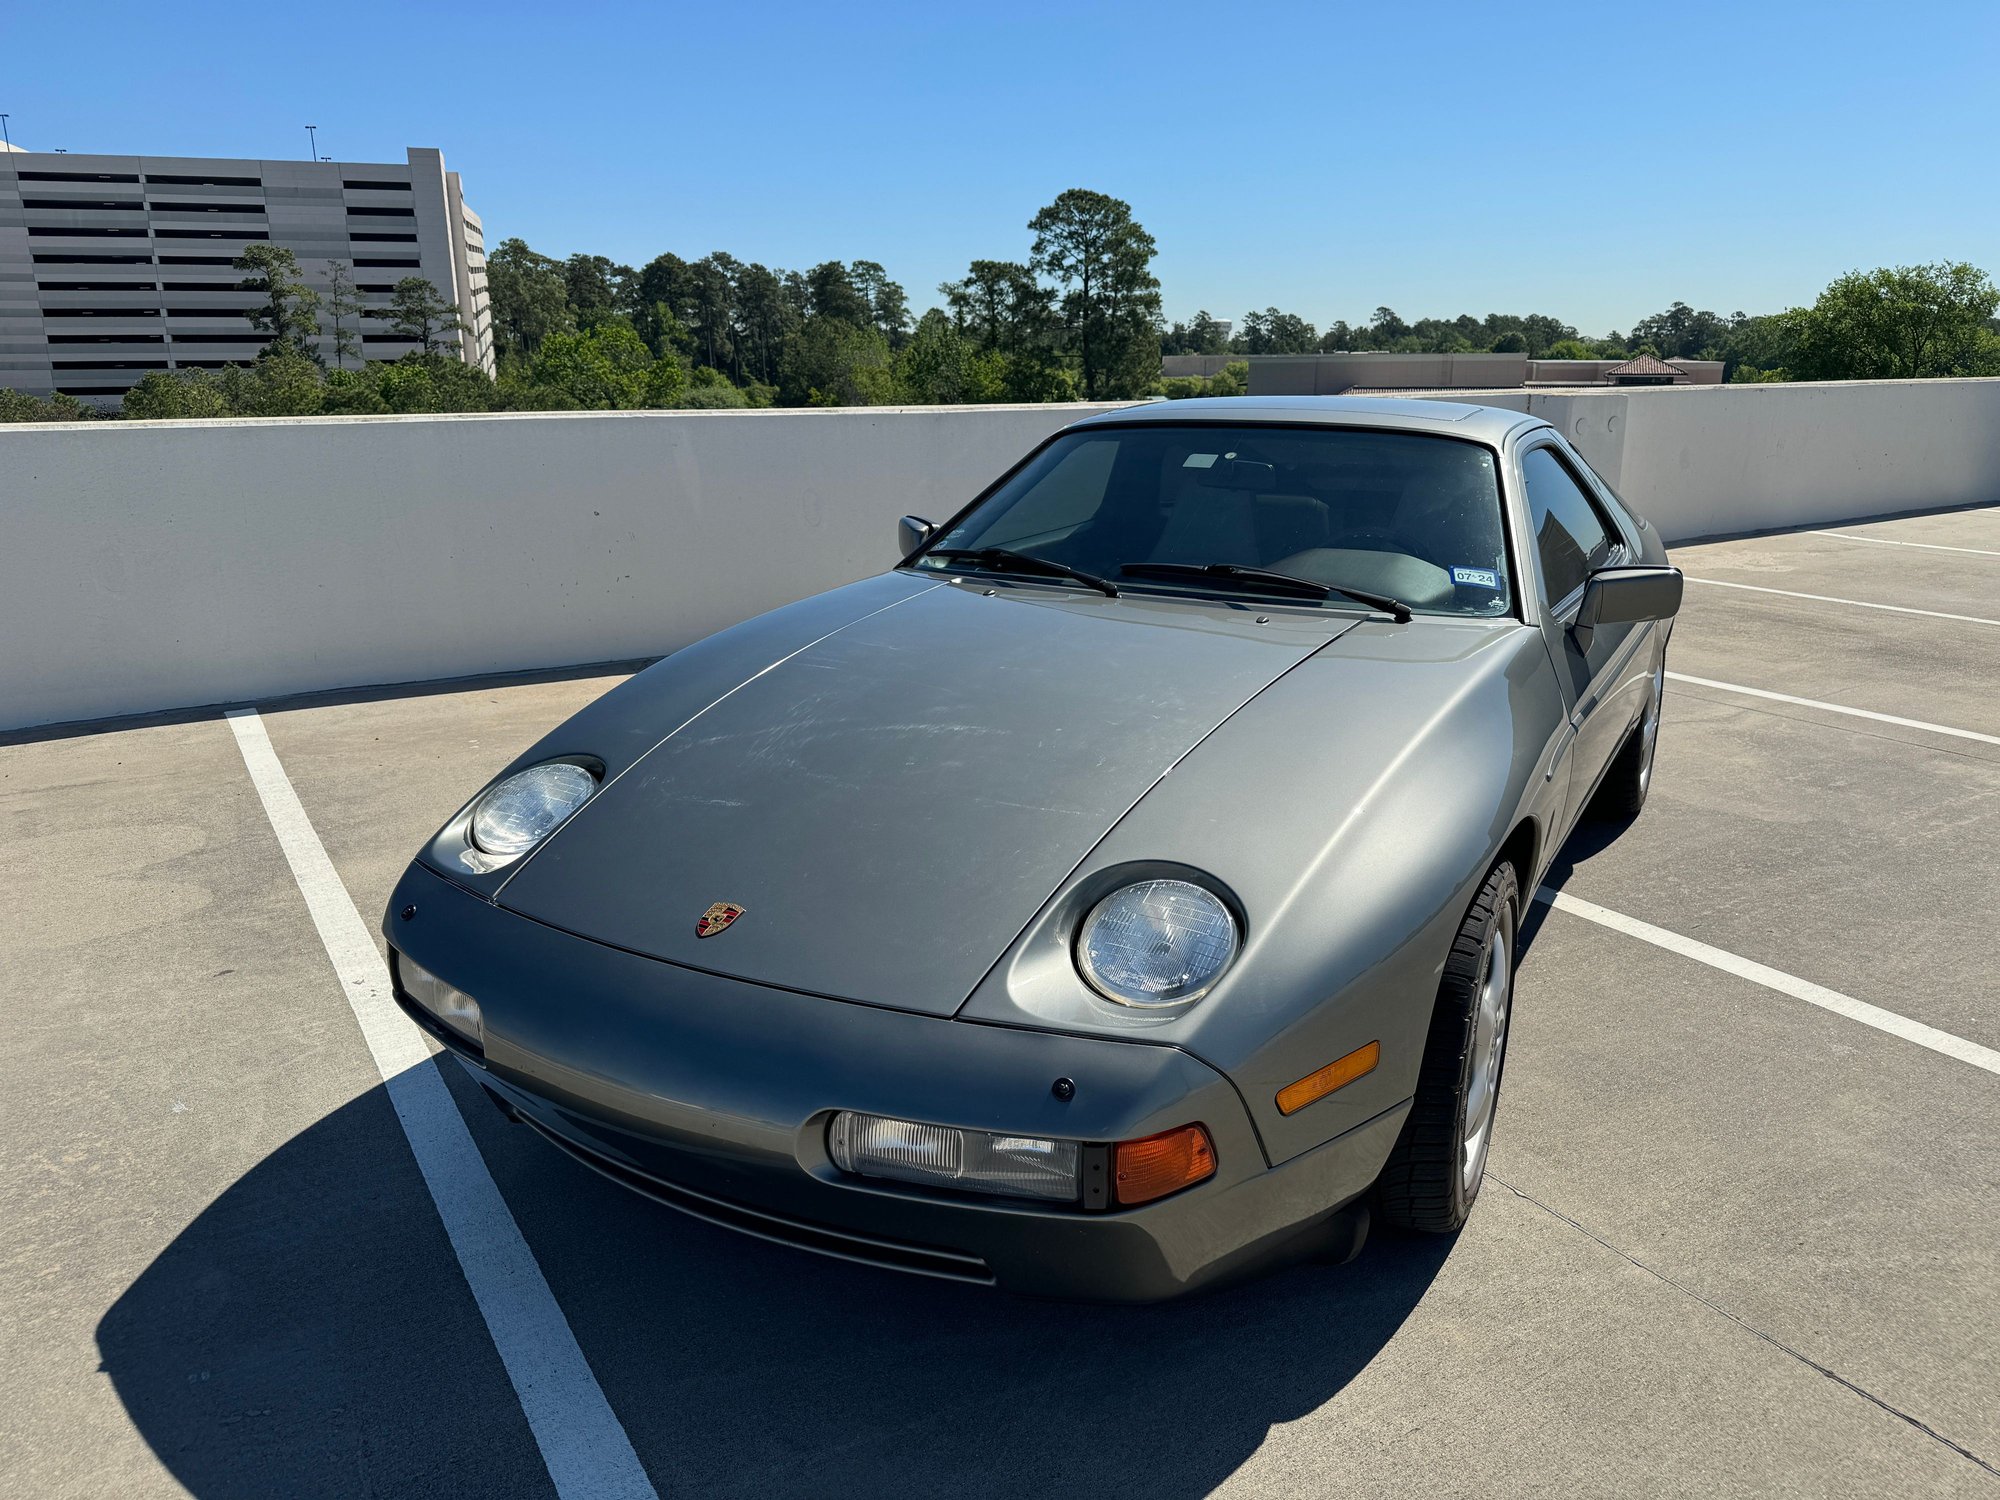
[4,506,1997,1498]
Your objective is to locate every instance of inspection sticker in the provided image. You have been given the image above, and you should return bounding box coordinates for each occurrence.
[1452,566,1500,589]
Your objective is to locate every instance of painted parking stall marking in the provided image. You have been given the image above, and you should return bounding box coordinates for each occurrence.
[1683,576,2000,628]
[1665,672,2000,748]
[1809,530,2000,558]
[225,708,659,1500]
[1535,887,2000,1079]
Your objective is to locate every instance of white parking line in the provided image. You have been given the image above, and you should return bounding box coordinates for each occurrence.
[1683,576,2000,627]
[1534,887,2000,1078]
[1665,672,2000,747]
[1809,530,2000,558]
[225,709,658,1500]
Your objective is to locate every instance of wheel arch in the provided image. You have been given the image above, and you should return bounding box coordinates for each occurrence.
[1496,816,1540,907]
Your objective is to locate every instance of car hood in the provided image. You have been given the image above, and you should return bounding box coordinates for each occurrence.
[496,578,1357,1014]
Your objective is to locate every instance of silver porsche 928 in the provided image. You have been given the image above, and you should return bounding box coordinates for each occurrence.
[383,396,1682,1301]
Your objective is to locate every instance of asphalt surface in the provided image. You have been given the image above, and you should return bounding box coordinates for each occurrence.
[3,504,1996,1498]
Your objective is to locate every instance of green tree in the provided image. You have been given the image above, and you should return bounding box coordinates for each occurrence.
[1717,313,1794,382]
[1368,307,1409,344]
[896,309,1005,404]
[235,244,322,356]
[804,261,874,326]
[1317,321,1359,352]
[486,239,572,362]
[780,318,899,406]
[667,368,750,409]
[1239,307,1317,354]
[641,351,691,407]
[386,277,464,356]
[942,260,1034,346]
[1784,262,2000,381]
[632,251,697,354]
[851,259,911,348]
[563,254,630,329]
[1518,314,1578,358]
[1627,302,1735,361]
[120,369,233,419]
[1543,339,1594,360]
[686,253,738,372]
[1029,189,1163,399]
[676,384,751,409]
[939,260,1065,401]
[1159,359,1248,400]
[380,351,495,412]
[1160,310,1229,356]
[1490,330,1529,353]
[732,262,797,384]
[321,366,390,414]
[0,388,98,421]
[324,260,364,370]
[530,324,654,408]
[239,344,327,416]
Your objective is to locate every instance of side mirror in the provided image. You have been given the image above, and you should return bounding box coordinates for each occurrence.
[1574,565,1682,647]
[898,515,935,560]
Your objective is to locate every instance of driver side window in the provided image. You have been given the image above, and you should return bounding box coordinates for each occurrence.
[1522,447,1615,606]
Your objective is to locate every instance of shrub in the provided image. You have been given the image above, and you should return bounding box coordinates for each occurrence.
[321,368,390,415]
[676,384,751,409]
[120,370,232,420]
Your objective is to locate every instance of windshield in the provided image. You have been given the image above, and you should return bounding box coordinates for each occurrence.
[917,424,1513,618]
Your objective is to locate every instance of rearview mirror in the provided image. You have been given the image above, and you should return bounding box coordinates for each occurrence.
[1573,566,1683,646]
[898,515,935,559]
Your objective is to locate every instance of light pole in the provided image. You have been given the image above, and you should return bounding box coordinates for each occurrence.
[0,115,11,150]
[305,124,318,161]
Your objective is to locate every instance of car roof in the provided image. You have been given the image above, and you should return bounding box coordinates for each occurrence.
[1064,395,1547,446]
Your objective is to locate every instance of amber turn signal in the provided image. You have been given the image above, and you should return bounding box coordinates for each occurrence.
[1276,1041,1381,1116]
[1113,1124,1216,1206]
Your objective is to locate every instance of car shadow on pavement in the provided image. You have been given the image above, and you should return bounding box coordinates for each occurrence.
[1517,813,1630,960]
[99,1060,1460,1500]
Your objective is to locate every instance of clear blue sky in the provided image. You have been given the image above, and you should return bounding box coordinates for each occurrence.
[6,0,1996,335]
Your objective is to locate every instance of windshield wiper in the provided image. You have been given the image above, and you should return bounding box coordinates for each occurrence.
[1121,562,1412,623]
[925,547,1119,597]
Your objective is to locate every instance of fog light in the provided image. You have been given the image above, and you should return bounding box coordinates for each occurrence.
[828,1112,1080,1202]
[396,954,484,1047]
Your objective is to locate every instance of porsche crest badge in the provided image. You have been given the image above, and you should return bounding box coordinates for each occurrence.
[696,901,745,938]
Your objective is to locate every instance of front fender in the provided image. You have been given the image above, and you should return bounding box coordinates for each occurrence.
[957,617,1567,1165]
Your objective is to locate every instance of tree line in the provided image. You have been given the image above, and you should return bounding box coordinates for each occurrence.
[3,185,1997,421]
[1167,267,2000,385]
[482,186,1164,408]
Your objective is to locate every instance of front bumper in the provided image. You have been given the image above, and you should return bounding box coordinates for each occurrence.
[387,862,1407,1302]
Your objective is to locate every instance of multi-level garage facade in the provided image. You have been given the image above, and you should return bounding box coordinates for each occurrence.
[0,145,491,407]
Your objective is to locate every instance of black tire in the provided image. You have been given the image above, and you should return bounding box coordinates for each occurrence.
[1592,655,1665,820]
[1376,860,1519,1233]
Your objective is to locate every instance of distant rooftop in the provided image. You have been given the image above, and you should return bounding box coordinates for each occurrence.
[1603,354,1691,385]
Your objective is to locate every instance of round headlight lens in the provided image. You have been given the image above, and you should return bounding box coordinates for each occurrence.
[469,762,597,856]
[1077,879,1239,1008]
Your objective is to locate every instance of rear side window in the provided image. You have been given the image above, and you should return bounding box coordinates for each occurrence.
[1522,447,1614,604]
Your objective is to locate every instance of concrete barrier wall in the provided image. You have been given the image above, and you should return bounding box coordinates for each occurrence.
[5,380,1998,731]
[0,404,1116,730]
[1450,378,2000,540]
